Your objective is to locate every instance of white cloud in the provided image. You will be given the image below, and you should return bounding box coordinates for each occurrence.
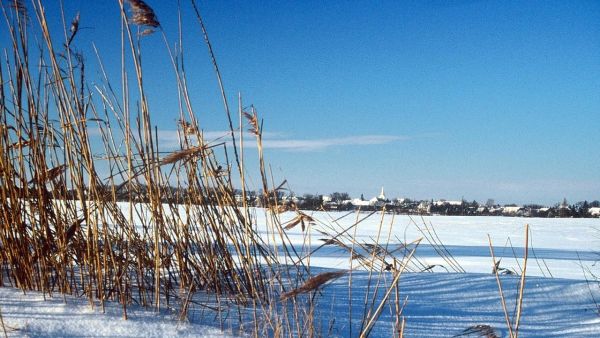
[148,129,407,151]
[89,127,408,152]
[260,135,408,151]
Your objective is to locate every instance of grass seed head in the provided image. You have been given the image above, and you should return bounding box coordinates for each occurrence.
[127,0,160,29]
[280,270,348,301]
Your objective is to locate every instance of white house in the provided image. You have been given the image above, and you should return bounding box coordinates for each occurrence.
[433,200,463,207]
[417,201,430,213]
[351,198,371,207]
[502,206,524,215]
[589,207,600,217]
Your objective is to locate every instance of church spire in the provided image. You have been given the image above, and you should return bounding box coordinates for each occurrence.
[378,187,386,200]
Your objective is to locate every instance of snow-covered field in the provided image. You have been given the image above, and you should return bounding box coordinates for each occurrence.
[0,287,228,338]
[310,271,600,337]
[1,210,599,337]
[263,212,599,279]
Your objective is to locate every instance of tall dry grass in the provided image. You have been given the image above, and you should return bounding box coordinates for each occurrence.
[0,0,294,325]
[0,1,517,337]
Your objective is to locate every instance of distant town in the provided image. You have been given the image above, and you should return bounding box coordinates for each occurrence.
[77,184,600,218]
[250,187,600,218]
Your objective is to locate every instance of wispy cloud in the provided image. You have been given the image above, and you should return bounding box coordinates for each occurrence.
[260,135,408,151]
[89,127,410,152]
[146,129,409,151]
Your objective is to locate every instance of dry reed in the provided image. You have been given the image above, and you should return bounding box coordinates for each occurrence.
[488,223,529,338]
[280,270,348,301]
[0,1,503,337]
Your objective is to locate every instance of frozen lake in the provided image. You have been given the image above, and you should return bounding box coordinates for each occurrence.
[255,211,599,279]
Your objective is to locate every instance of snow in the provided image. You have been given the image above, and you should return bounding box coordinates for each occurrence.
[312,271,600,337]
[258,211,600,336]
[0,288,231,337]
[265,213,599,277]
[1,210,599,337]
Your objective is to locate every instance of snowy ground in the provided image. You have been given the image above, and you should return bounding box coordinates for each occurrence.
[1,210,599,337]
[0,287,230,337]
[261,212,599,279]
[309,271,600,337]
[261,211,600,336]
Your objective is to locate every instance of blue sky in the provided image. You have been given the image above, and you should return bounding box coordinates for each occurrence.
[3,1,600,205]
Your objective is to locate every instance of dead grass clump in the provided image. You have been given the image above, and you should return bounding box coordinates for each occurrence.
[283,211,314,231]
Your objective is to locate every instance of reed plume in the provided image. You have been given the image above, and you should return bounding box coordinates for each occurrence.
[280,270,348,300]
[127,0,160,28]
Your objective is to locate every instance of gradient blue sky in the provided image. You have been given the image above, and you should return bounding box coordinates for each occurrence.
[3,1,600,205]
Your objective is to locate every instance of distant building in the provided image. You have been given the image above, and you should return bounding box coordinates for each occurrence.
[368,187,388,207]
[417,201,430,213]
[427,200,465,215]
[502,206,524,216]
[433,200,463,207]
[558,199,572,217]
[536,207,555,218]
[589,207,600,217]
[395,198,407,204]
[378,187,386,201]
[488,207,503,216]
[349,187,390,209]
[351,198,371,207]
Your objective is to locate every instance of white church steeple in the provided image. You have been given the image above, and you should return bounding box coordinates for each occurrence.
[378,187,386,200]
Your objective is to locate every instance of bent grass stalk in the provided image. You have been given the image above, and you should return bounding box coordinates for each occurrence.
[488,234,515,338]
[488,223,529,338]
